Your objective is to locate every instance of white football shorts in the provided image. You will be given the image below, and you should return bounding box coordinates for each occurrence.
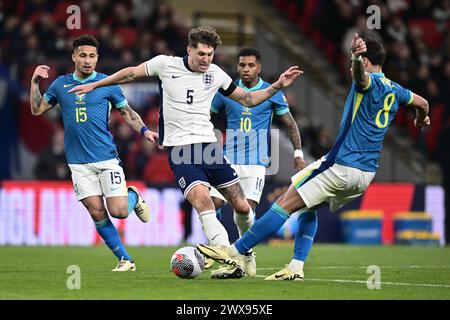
[210,164,266,204]
[291,157,375,212]
[68,158,128,200]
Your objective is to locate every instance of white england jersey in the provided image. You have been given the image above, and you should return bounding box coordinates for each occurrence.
[145,55,235,146]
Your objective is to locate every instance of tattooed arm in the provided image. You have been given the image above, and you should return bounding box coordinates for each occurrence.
[119,105,148,132]
[277,111,306,170]
[69,63,148,95]
[119,104,159,143]
[30,65,55,116]
[228,66,303,107]
[278,112,301,150]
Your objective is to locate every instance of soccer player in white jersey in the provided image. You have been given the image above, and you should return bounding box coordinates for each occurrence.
[208,47,307,277]
[197,34,430,280]
[30,35,158,272]
[70,26,302,278]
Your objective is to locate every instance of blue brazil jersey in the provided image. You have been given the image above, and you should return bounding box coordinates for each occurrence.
[211,79,289,167]
[326,72,413,172]
[43,71,128,164]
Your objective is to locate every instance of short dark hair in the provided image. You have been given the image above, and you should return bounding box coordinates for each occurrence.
[73,35,99,52]
[237,47,261,62]
[188,26,222,49]
[361,35,385,66]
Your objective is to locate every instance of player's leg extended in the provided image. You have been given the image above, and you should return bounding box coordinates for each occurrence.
[219,183,254,238]
[292,210,318,270]
[264,208,318,281]
[82,196,135,271]
[197,184,306,269]
[186,184,230,246]
[233,184,305,254]
[215,183,257,277]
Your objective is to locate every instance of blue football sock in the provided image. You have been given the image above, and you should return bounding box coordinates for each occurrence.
[293,210,318,262]
[127,188,138,214]
[235,203,289,254]
[216,208,222,220]
[95,218,131,261]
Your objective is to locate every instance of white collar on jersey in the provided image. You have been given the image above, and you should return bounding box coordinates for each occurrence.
[72,71,97,83]
[238,78,264,92]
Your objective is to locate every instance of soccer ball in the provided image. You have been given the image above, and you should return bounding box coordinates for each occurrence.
[170,246,205,279]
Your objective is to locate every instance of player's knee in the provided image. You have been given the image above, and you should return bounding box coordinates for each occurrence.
[235,203,251,214]
[191,194,214,211]
[248,200,258,212]
[109,206,129,219]
[212,197,224,210]
[88,207,108,221]
[229,198,251,214]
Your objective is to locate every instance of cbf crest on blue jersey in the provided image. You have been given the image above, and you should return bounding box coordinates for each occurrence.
[76,93,86,103]
[203,73,214,86]
[43,71,129,164]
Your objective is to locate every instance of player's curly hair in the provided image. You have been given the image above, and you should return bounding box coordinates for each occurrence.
[238,47,262,62]
[361,35,385,66]
[73,35,100,52]
[188,26,222,49]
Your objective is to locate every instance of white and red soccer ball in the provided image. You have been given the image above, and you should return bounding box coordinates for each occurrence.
[170,246,205,279]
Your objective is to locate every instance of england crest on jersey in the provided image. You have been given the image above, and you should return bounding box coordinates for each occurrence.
[203,73,214,87]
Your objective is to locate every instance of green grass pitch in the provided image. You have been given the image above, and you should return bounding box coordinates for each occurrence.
[1,244,449,300]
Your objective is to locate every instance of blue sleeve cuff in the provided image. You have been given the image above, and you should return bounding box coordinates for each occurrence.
[115,99,128,108]
[211,106,220,113]
[43,93,51,103]
[406,91,414,105]
[275,108,290,116]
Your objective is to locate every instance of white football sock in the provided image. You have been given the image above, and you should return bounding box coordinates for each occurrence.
[199,210,230,246]
[233,208,255,238]
[288,259,304,272]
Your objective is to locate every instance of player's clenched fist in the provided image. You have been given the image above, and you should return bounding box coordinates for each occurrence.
[31,65,50,84]
[350,33,367,57]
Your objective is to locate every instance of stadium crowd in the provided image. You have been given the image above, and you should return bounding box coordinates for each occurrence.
[273,0,450,162]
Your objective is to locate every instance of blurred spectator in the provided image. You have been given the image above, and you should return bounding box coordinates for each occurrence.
[113,120,135,177]
[0,62,23,180]
[274,0,449,161]
[33,129,70,180]
[309,126,333,160]
[133,140,174,184]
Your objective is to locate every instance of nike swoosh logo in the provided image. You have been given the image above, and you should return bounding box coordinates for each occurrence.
[275,273,287,279]
[63,84,73,88]
[171,75,182,79]
[211,234,220,241]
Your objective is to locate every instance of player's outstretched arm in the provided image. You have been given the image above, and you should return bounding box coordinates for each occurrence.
[228,66,303,107]
[30,65,55,116]
[409,93,430,129]
[69,63,148,95]
[119,104,159,143]
[350,33,370,89]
